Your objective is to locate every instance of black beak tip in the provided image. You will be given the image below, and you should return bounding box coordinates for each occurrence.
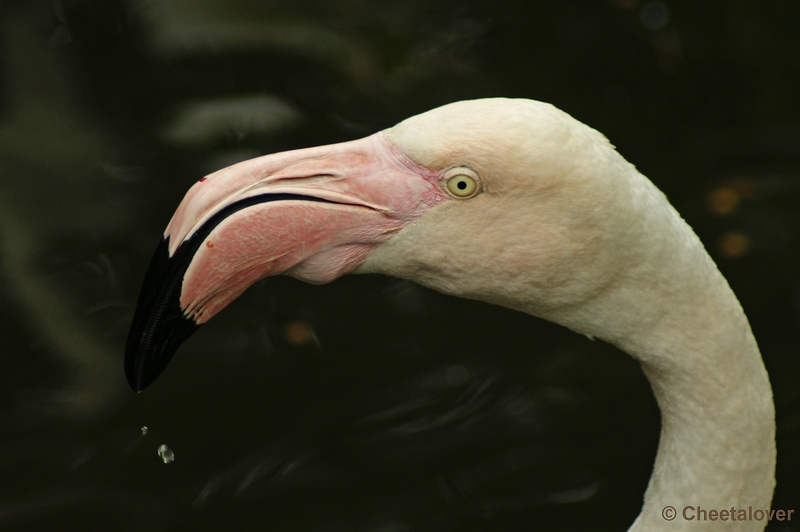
[126,194,318,392]
[125,310,201,392]
[124,297,202,391]
[124,348,165,392]
[125,366,149,393]
[125,237,201,393]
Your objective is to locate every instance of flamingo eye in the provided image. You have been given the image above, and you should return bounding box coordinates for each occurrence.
[445,174,478,198]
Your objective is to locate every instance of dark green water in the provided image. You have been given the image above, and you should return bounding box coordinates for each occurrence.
[0,1,798,530]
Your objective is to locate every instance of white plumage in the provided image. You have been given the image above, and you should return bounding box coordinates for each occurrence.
[361,99,776,531]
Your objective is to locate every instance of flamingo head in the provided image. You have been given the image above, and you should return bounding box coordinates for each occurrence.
[126,98,637,391]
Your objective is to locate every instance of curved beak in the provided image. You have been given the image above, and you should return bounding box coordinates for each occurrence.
[125,133,445,391]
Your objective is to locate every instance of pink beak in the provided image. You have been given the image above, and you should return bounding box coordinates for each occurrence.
[125,133,447,391]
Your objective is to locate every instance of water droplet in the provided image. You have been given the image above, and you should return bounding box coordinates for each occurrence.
[141,426,148,436]
[158,444,175,464]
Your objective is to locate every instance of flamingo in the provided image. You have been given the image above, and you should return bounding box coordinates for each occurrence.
[126,98,776,531]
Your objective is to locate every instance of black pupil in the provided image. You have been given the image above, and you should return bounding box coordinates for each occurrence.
[457,180,467,190]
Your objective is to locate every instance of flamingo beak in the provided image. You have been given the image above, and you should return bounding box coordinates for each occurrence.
[125,133,446,391]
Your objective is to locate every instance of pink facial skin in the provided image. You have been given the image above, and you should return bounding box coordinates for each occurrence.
[167,133,449,324]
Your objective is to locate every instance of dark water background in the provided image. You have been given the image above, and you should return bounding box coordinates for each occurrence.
[1,0,798,530]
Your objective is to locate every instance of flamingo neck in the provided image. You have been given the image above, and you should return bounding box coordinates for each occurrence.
[549,200,776,531]
[622,274,774,531]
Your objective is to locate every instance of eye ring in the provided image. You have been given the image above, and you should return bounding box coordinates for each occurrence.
[444,171,480,198]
